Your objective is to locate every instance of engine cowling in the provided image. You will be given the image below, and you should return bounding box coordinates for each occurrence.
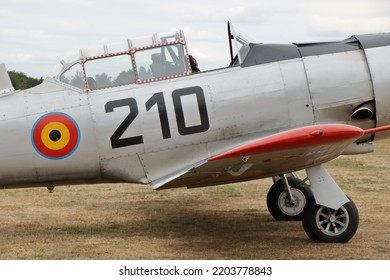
[354,34,390,140]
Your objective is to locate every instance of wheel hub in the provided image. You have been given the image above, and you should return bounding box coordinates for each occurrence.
[279,189,306,216]
[316,206,350,236]
[284,197,297,207]
[328,215,337,223]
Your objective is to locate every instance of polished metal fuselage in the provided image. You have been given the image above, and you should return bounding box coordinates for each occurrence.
[1,33,389,189]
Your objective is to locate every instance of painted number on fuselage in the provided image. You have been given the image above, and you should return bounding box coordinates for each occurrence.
[105,98,144,148]
[146,91,171,139]
[105,86,209,149]
[172,86,210,135]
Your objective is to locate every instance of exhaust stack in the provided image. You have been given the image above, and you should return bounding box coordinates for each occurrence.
[351,101,375,122]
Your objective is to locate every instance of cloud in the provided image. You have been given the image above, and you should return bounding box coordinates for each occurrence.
[303,1,390,39]
[307,15,390,38]
[1,0,390,77]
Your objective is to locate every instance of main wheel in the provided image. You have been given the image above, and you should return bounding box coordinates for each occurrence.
[267,177,313,221]
[302,196,359,243]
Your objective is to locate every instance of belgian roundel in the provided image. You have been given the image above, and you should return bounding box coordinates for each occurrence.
[31,112,80,160]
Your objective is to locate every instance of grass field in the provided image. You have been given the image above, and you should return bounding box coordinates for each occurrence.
[0,140,389,259]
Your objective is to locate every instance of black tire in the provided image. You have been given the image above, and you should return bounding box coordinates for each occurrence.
[267,177,313,221]
[302,196,359,243]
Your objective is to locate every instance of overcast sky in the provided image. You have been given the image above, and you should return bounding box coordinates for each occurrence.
[1,0,390,78]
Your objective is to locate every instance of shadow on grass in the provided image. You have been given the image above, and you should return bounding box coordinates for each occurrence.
[42,200,309,259]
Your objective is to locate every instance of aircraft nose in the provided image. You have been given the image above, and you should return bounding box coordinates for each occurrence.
[354,33,390,140]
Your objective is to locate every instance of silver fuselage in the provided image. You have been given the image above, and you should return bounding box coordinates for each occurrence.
[1,33,390,189]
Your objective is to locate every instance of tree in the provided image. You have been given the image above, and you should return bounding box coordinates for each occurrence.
[8,71,43,90]
[69,70,84,89]
[113,70,136,85]
[95,73,112,89]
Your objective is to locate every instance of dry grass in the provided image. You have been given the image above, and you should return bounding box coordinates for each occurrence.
[1,140,390,259]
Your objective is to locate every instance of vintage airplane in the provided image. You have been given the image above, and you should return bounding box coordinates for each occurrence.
[1,22,390,243]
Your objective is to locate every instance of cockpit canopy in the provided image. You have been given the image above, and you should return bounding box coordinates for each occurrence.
[51,30,191,91]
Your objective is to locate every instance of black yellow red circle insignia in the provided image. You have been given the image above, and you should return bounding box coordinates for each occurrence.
[31,112,80,160]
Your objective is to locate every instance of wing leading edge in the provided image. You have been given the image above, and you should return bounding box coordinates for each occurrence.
[154,124,390,190]
[210,124,365,161]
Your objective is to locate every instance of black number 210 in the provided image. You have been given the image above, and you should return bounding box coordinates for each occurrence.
[105,86,210,149]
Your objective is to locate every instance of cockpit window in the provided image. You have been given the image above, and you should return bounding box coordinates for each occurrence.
[134,43,189,81]
[83,54,135,90]
[228,22,252,66]
[59,63,84,89]
[54,30,191,91]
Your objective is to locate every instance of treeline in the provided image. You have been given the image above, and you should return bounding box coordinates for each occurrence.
[8,71,43,90]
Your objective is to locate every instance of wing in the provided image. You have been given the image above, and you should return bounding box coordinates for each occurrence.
[152,124,390,190]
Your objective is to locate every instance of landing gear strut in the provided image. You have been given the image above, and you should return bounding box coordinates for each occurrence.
[266,175,312,221]
[267,165,359,243]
